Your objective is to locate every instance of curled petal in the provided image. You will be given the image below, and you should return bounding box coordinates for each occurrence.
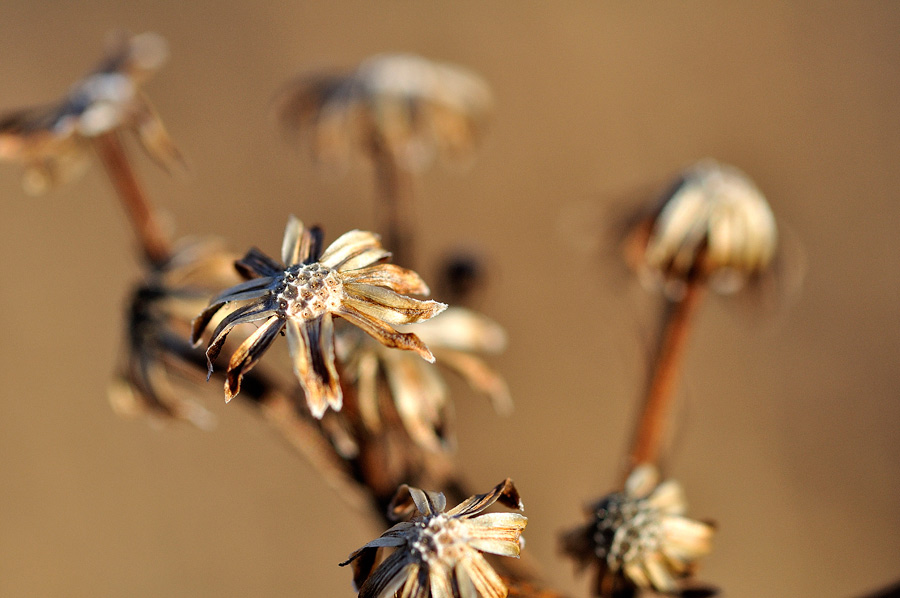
[624,464,660,499]
[648,479,686,515]
[383,351,450,451]
[398,563,428,598]
[348,263,431,295]
[357,549,411,598]
[412,307,506,353]
[208,276,275,305]
[433,348,512,416]
[235,247,284,279]
[132,92,184,170]
[427,562,454,598]
[338,304,435,362]
[285,317,342,418]
[388,484,447,520]
[343,283,447,325]
[319,229,390,271]
[466,512,527,557]
[446,478,523,518]
[224,316,283,399]
[458,551,506,598]
[203,302,274,371]
[281,215,305,266]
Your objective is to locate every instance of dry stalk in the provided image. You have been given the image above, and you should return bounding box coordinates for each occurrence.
[93,130,171,265]
[370,135,416,268]
[625,280,706,477]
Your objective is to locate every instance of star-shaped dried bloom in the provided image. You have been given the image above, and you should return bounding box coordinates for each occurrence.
[338,306,511,452]
[278,53,493,173]
[0,31,180,194]
[342,479,527,598]
[561,465,715,597]
[191,216,447,418]
[109,240,240,429]
[624,160,777,300]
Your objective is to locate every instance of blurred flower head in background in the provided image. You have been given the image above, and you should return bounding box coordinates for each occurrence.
[0,31,180,194]
[276,53,493,173]
[623,160,778,300]
[109,240,240,429]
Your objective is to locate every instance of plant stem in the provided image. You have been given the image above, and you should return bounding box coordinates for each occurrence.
[370,136,416,268]
[94,131,172,265]
[625,281,705,475]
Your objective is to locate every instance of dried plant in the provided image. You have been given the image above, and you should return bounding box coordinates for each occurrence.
[277,53,492,265]
[191,215,447,417]
[277,53,492,173]
[622,160,780,472]
[0,31,181,265]
[2,29,821,598]
[342,479,527,598]
[338,306,511,452]
[109,240,239,429]
[623,160,778,301]
[561,466,714,598]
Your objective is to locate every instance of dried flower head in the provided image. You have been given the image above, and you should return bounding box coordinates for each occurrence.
[624,160,777,300]
[278,53,493,172]
[109,240,240,429]
[342,479,527,598]
[338,306,511,452]
[0,31,180,194]
[561,465,715,597]
[191,215,447,418]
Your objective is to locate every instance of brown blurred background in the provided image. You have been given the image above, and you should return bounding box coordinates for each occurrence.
[1,2,898,597]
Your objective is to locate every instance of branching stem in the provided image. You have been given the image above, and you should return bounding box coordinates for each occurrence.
[94,131,171,265]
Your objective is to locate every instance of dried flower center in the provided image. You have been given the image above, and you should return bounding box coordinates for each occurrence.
[592,495,662,568]
[274,263,342,320]
[410,514,468,564]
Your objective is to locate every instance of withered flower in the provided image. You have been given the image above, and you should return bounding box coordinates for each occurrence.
[342,479,527,598]
[191,216,446,418]
[0,31,180,194]
[338,306,511,452]
[624,160,777,300]
[277,53,493,172]
[109,240,240,429]
[561,465,715,597]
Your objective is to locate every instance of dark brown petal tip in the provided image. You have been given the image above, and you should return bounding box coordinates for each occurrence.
[446,478,523,518]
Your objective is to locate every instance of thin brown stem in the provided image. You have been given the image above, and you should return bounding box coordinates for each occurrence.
[370,136,416,268]
[93,131,172,265]
[625,281,706,476]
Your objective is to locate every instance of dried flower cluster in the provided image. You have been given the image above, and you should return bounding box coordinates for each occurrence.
[278,53,493,172]
[191,215,447,417]
[109,240,240,429]
[562,466,715,597]
[625,160,778,299]
[0,31,180,194]
[338,306,511,452]
[343,479,527,598]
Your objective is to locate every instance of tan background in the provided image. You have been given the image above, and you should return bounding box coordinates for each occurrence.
[1,2,898,597]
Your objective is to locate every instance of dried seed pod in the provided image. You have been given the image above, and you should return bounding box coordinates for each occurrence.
[277,53,493,173]
[625,161,778,300]
[0,31,180,194]
[110,240,240,429]
[561,465,715,597]
[342,479,526,598]
[337,306,511,453]
[191,216,446,417]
